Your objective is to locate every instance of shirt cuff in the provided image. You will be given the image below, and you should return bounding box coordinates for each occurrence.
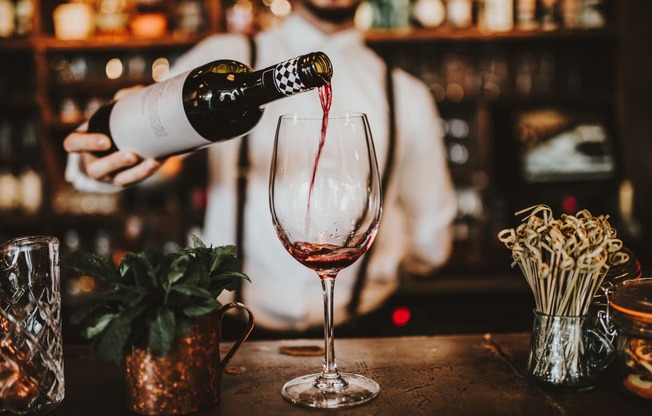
[65,153,123,194]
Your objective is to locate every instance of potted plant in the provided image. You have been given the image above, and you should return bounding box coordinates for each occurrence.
[62,236,254,415]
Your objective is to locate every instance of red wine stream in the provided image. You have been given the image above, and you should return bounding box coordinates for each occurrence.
[295,84,367,275]
[307,83,332,207]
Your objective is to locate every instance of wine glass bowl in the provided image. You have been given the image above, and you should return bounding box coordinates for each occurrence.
[269,111,381,408]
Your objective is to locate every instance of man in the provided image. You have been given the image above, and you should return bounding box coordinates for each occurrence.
[64,0,457,333]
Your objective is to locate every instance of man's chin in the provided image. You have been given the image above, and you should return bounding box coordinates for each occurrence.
[302,1,358,24]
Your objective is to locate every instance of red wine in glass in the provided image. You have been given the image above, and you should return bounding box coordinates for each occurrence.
[282,241,365,274]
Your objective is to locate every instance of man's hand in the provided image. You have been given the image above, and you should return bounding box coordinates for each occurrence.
[63,85,162,187]
[63,129,162,187]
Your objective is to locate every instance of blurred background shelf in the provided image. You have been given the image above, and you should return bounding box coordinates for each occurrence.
[1,0,650,339]
[365,25,616,43]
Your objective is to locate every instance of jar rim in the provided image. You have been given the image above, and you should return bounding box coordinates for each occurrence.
[610,277,652,321]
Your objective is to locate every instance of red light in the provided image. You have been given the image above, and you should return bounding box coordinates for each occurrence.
[392,306,411,327]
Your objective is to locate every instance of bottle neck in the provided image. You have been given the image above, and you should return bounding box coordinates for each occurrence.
[255,55,324,98]
[244,53,332,106]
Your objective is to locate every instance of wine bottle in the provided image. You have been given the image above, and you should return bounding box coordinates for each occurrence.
[88,51,333,158]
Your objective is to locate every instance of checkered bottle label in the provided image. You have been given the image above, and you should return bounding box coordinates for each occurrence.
[273,57,309,96]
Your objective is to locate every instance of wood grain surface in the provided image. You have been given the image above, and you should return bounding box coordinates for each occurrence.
[49,334,650,415]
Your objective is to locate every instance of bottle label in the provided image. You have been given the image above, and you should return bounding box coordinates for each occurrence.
[109,70,211,158]
[272,57,308,95]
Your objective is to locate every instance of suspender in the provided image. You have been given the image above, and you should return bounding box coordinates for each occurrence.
[235,36,397,316]
[347,62,397,318]
[234,35,257,303]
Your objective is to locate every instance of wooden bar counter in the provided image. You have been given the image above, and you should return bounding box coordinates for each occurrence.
[50,333,649,415]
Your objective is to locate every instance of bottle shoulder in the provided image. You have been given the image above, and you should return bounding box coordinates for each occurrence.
[191,59,254,77]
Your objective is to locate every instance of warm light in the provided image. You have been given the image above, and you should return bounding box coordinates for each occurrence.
[99,0,127,14]
[158,156,183,178]
[234,0,253,13]
[445,83,464,102]
[392,306,411,327]
[152,57,170,82]
[270,0,292,17]
[226,0,254,33]
[124,215,144,242]
[112,249,126,267]
[105,58,124,79]
[354,1,373,30]
[78,275,96,293]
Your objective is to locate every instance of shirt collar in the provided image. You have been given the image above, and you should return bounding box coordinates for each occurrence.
[281,13,364,55]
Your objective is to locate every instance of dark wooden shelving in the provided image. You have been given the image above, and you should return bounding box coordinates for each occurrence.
[434,92,615,107]
[0,94,39,110]
[365,26,617,44]
[1,0,650,270]
[0,37,35,52]
[35,34,202,52]
[0,0,219,248]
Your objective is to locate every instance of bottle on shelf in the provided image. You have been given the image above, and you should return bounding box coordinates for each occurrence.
[515,0,539,30]
[540,0,560,31]
[52,1,95,41]
[130,0,168,38]
[17,165,43,215]
[411,0,446,29]
[560,0,582,28]
[0,0,15,38]
[174,0,206,35]
[0,167,19,212]
[95,0,130,38]
[446,0,473,29]
[483,0,514,32]
[87,51,333,159]
[225,0,256,34]
[14,0,34,37]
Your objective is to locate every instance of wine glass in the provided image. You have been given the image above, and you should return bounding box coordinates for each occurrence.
[269,112,382,408]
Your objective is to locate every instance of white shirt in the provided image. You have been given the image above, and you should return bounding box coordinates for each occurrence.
[66,14,457,331]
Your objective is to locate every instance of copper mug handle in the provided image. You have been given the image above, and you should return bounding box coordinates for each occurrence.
[217,302,255,371]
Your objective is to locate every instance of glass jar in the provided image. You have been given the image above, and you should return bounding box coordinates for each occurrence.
[610,278,652,400]
[590,246,642,343]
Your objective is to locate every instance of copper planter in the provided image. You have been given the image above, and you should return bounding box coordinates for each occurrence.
[123,302,254,415]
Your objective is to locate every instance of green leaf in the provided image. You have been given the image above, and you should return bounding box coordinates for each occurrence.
[210,271,250,294]
[190,235,206,249]
[92,303,151,362]
[209,245,239,273]
[220,270,251,282]
[95,315,133,364]
[113,283,149,295]
[120,251,159,288]
[70,300,107,325]
[170,284,213,299]
[60,252,117,283]
[166,255,189,287]
[182,299,220,317]
[148,307,176,357]
[81,313,117,339]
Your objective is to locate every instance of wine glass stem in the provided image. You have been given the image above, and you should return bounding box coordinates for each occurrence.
[320,275,339,377]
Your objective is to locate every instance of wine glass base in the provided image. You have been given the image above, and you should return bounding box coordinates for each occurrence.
[281,372,380,409]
